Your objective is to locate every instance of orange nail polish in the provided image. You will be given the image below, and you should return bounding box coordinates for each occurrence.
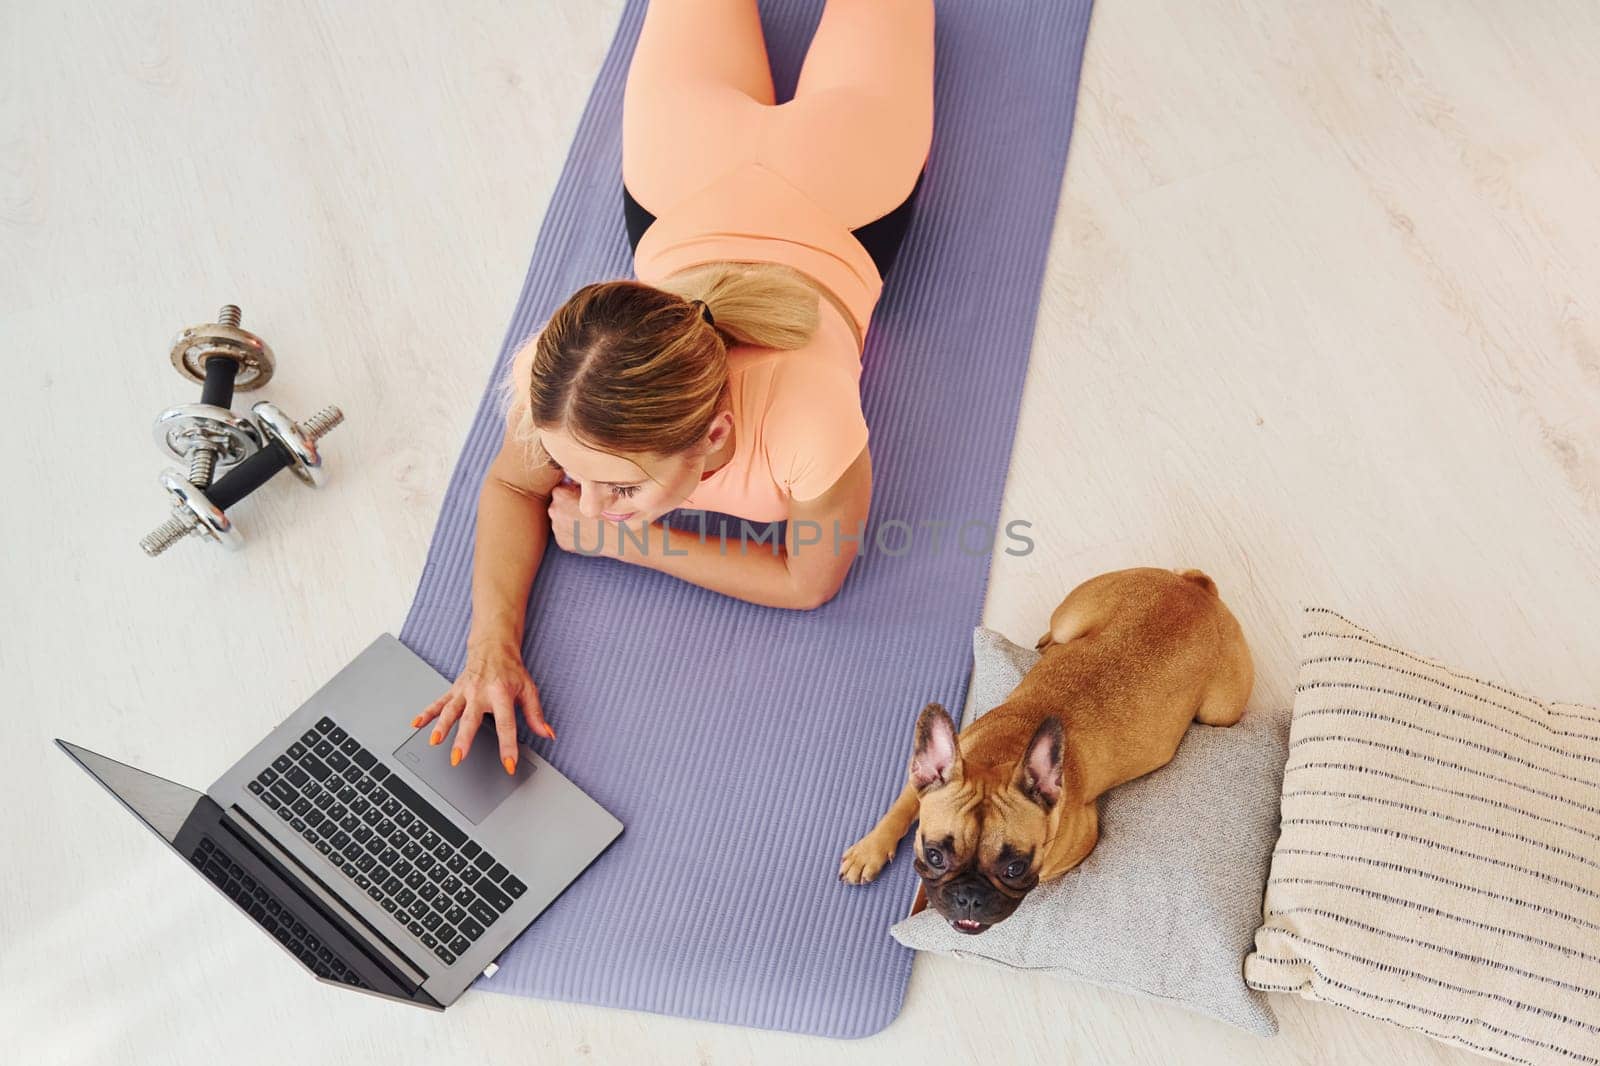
[450,748,462,767]
[430,731,441,745]
[503,757,516,775]
[411,715,424,727]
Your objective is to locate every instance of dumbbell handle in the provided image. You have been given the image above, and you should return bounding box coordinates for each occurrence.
[200,353,241,409]
[185,305,247,486]
[209,437,293,509]
[206,404,343,508]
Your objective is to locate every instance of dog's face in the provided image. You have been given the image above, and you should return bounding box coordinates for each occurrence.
[907,702,1063,935]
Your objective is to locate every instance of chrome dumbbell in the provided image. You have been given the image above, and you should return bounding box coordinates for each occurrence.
[139,401,344,557]
[156,304,277,487]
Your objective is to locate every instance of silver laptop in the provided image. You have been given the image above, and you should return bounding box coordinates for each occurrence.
[55,632,623,1009]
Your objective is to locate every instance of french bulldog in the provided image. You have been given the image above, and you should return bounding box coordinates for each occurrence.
[838,566,1254,934]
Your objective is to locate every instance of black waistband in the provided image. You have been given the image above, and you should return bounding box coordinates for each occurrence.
[622,167,926,282]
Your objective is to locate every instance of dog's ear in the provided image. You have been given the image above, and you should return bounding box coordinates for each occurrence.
[1011,715,1063,810]
[909,702,962,792]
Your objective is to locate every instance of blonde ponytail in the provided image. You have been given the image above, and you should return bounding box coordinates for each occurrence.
[653,261,820,351]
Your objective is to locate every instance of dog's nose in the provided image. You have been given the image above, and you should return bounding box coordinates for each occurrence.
[948,880,985,913]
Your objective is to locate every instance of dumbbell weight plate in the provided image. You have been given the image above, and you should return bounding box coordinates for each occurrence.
[153,403,263,467]
[158,467,243,550]
[169,323,276,391]
[251,401,327,488]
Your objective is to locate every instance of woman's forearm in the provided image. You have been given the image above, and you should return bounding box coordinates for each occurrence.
[466,476,551,650]
[629,521,813,610]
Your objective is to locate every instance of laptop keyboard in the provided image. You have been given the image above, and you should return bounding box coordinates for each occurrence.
[245,715,529,969]
[188,835,368,988]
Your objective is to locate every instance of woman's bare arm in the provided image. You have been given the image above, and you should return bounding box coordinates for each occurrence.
[629,445,871,610]
[412,420,564,770]
[467,420,564,651]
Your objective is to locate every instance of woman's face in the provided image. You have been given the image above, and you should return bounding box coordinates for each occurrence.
[537,418,727,524]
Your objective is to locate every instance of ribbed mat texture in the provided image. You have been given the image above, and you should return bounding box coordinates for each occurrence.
[399,0,1095,1038]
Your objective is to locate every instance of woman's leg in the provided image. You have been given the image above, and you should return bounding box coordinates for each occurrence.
[769,0,935,232]
[623,0,777,220]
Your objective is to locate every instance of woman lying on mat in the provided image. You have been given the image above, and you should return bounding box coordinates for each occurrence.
[412,0,935,771]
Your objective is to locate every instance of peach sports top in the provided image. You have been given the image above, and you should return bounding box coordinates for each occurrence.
[675,300,867,522]
[622,166,886,521]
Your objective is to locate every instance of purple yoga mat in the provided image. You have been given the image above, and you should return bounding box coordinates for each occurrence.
[400,0,1094,1038]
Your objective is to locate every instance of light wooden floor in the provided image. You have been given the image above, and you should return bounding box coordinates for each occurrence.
[4,1,1597,1063]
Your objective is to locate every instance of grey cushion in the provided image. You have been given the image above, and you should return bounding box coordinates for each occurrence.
[889,625,1289,1036]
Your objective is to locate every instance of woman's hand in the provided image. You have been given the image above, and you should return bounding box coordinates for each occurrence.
[411,639,555,774]
[547,483,653,558]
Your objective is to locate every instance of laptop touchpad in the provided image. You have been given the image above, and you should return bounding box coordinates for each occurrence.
[391,728,533,824]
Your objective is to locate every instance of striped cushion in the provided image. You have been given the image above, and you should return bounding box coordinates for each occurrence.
[1244,607,1600,1064]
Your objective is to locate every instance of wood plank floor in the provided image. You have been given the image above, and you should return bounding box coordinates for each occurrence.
[4,1,1595,1062]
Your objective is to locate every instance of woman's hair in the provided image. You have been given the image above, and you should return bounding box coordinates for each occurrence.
[501,261,821,478]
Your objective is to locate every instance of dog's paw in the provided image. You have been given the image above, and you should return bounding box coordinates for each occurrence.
[839,833,896,885]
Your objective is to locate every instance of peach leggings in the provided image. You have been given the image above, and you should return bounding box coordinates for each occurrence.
[622,0,936,336]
